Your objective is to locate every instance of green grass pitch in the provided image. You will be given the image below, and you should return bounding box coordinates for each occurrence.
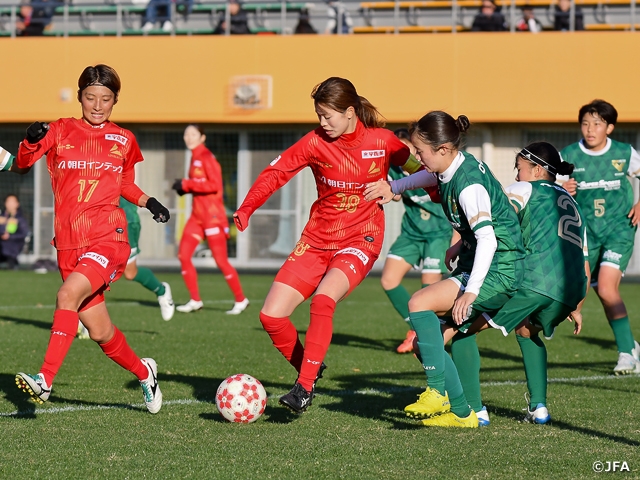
[0,270,638,479]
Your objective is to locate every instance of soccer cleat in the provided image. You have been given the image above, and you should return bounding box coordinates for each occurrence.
[476,405,490,426]
[613,352,640,375]
[157,282,175,321]
[523,403,551,424]
[15,372,51,404]
[632,340,640,362]
[404,387,450,418]
[77,321,90,340]
[421,410,478,428]
[226,298,250,315]
[396,330,416,354]
[279,382,313,414]
[176,299,203,313]
[139,358,162,414]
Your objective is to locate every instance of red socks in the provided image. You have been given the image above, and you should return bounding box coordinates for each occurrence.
[99,326,148,381]
[178,233,202,301]
[298,294,336,392]
[259,312,304,371]
[207,234,245,302]
[40,309,79,386]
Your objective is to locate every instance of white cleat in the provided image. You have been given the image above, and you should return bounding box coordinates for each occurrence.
[613,352,640,375]
[15,372,51,404]
[157,282,175,321]
[523,403,551,424]
[176,299,204,313]
[476,406,490,427]
[77,321,90,340]
[226,298,250,315]
[632,340,640,362]
[140,358,162,414]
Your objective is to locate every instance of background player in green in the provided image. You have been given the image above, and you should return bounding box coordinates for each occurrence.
[120,197,175,321]
[562,100,640,375]
[366,111,525,428]
[381,129,458,353]
[461,142,589,425]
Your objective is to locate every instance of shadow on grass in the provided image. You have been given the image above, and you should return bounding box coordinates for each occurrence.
[570,335,617,351]
[489,404,640,446]
[0,373,36,419]
[0,314,51,331]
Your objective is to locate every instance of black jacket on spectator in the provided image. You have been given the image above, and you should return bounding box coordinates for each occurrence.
[0,208,29,265]
[554,6,584,30]
[19,0,60,36]
[214,9,250,34]
[471,12,506,31]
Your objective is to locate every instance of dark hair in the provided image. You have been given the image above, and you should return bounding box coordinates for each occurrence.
[311,77,385,128]
[186,124,205,136]
[578,99,617,125]
[516,141,574,179]
[409,111,470,150]
[77,64,121,103]
[394,128,411,142]
[4,193,18,202]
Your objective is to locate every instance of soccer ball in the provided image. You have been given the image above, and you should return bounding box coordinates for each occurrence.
[216,374,267,423]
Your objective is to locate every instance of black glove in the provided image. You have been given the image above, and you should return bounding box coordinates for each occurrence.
[26,122,49,144]
[146,197,170,223]
[172,179,186,196]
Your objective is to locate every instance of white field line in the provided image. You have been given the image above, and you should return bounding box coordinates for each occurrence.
[1,374,636,418]
[0,299,244,311]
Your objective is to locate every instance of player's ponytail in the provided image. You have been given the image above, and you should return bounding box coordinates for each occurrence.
[311,77,385,129]
[410,111,469,151]
[517,141,573,179]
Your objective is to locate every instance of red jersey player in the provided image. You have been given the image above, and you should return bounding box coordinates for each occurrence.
[13,64,170,414]
[172,124,248,315]
[234,77,421,413]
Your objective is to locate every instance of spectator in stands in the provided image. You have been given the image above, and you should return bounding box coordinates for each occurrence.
[324,0,352,34]
[214,0,250,34]
[0,194,29,270]
[16,0,58,36]
[471,0,506,31]
[141,0,193,33]
[516,5,542,32]
[554,0,584,30]
[295,8,317,34]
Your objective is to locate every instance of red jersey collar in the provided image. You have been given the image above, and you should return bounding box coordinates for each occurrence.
[335,118,366,149]
[74,117,111,130]
[191,143,208,156]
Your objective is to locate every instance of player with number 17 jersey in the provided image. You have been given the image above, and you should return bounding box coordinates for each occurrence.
[17,118,145,250]
[235,120,416,258]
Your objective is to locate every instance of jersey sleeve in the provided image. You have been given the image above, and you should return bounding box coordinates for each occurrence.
[235,139,310,229]
[0,146,14,171]
[183,154,220,195]
[504,181,533,213]
[390,170,438,194]
[627,146,640,177]
[458,184,493,231]
[16,121,59,169]
[120,136,145,205]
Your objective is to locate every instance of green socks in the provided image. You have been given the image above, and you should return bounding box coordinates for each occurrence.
[516,334,547,408]
[444,353,472,418]
[609,316,635,354]
[451,333,482,412]
[409,310,445,395]
[133,267,165,297]
[384,285,411,321]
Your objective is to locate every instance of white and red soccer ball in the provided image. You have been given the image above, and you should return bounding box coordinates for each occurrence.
[216,374,267,423]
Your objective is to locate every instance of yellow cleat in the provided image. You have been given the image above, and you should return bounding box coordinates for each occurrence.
[404,387,450,418]
[421,410,479,428]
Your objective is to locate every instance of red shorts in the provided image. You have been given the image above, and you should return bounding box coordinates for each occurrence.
[274,241,378,300]
[57,241,130,311]
[183,215,229,239]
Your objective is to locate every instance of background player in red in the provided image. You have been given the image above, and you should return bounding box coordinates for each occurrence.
[173,124,249,315]
[234,77,422,413]
[13,64,170,414]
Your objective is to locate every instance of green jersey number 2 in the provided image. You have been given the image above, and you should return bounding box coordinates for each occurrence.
[558,196,583,248]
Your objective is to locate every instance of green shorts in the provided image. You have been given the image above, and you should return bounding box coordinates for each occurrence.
[387,233,449,274]
[445,259,523,333]
[483,288,574,340]
[127,221,141,263]
[588,224,636,280]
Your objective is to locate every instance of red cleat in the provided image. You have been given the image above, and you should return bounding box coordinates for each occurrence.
[396,330,417,353]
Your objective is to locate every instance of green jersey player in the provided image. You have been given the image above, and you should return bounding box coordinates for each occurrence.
[366,111,525,428]
[119,197,175,321]
[381,129,458,354]
[561,100,640,375]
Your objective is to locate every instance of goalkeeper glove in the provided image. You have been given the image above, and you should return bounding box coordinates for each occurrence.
[172,179,186,196]
[26,122,49,144]
[146,197,170,223]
